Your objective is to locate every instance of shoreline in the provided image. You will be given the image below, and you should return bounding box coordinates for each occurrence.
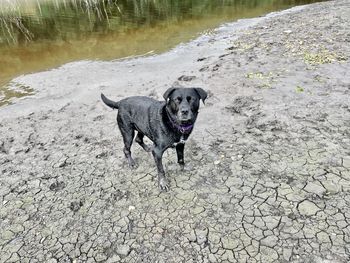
[0,0,319,109]
[0,4,307,119]
[1,1,350,262]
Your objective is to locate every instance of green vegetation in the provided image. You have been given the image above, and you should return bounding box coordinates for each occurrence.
[246,72,273,79]
[0,0,323,46]
[295,85,304,93]
[246,71,277,89]
[303,50,347,65]
[285,39,347,66]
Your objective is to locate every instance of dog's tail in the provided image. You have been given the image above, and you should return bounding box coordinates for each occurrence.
[101,93,119,109]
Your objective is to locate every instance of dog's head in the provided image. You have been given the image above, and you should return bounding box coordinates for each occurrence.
[163,87,207,127]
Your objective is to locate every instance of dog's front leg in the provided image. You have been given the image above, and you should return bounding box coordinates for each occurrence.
[152,146,169,191]
[176,143,185,170]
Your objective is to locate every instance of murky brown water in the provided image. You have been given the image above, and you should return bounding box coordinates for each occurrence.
[0,0,323,105]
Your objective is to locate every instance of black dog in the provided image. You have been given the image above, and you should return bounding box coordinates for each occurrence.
[101,87,207,191]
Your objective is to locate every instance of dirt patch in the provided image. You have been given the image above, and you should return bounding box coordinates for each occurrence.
[0,1,350,262]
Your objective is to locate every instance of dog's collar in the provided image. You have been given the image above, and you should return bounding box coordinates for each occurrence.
[165,109,194,134]
[174,123,193,134]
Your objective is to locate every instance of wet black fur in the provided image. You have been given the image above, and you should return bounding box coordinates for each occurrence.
[101,87,207,191]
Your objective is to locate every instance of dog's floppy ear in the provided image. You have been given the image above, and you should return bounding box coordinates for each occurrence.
[194,88,208,104]
[163,87,177,101]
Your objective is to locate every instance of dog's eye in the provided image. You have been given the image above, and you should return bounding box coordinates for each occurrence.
[175,97,182,103]
[186,96,192,102]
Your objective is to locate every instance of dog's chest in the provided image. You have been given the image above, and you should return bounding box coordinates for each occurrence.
[172,135,187,147]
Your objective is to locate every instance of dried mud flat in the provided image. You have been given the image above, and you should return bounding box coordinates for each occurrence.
[1,1,350,262]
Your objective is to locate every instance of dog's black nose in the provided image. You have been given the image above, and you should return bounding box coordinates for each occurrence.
[181,109,189,115]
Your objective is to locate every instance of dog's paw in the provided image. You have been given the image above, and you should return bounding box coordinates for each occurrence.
[129,163,138,169]
[127,158,137,169]
[158,177,169,191]
[179,163,185,171]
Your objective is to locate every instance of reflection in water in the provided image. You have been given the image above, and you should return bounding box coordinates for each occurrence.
[0,0,322,105]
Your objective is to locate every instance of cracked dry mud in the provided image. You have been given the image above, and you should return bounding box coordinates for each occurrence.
[1,1,350,262]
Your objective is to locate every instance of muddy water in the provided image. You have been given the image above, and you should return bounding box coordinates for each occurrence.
[0,0,322,105]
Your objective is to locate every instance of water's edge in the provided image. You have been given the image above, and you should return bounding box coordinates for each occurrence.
[0,3,309,119]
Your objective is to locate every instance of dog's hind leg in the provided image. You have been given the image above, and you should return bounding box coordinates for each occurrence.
[135,132,152,152]
[117,115,136,168]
